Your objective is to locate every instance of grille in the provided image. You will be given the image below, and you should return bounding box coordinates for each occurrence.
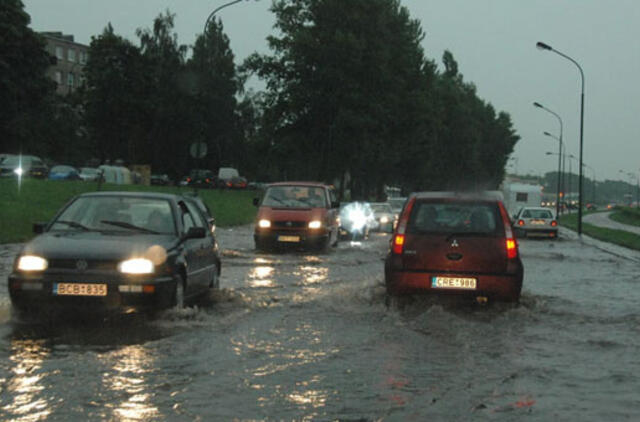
[48,259,118,271]
[272,221,307,229]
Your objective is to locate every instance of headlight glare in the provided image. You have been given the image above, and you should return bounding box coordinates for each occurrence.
[118,258,154,274]
[308,220,322,229]
[17,255,48,271]
[380,216,389,224]
[258,219,271,228]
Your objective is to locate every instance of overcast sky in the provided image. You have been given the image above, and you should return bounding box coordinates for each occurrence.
[23,0,640,183]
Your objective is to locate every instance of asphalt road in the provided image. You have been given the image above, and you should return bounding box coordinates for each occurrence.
[1,227,639,420]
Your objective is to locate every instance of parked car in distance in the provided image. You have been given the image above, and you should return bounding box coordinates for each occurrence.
[370,202,395,232]
[253,182,340,251]
[181,169,218,189]
[0,154,48,178]
[150,174,171,186]
[385,191,523,303]
[512,206,558,239]
[48,165,81,181]
[8,191,221,316]
[79,167,102,182]
[339,202,375,240]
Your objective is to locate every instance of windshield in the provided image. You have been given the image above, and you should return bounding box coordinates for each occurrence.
[407,201,502,236]
[262,186,327,208]
[371,203,392,213]
[50,196,176,234]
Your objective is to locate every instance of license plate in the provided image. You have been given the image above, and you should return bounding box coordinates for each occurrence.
[54,283,107,296]
[432,276,477,290]
[278,235,300,243]
[530,219,545,225]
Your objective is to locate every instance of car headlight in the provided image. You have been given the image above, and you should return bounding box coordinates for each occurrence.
[17,255,48,271]
[118,258,154,274]
[258,219,271,228]
[14,167,23,176]
[380,216,389,224]
[308,220,322,229]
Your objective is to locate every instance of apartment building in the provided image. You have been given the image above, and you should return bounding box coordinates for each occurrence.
[40,32,89,95]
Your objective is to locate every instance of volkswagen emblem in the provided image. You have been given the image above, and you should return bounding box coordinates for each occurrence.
[286,221,293,227]
[450,239,459,248]
[76,260,88,271]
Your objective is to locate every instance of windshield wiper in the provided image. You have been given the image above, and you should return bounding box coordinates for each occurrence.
[100,220,158,234]
[55,220,92,231]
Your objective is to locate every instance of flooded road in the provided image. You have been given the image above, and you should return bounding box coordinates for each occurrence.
[1,226,640,420]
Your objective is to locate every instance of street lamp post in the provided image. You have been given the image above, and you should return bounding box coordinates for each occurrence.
[536,41,585,234]
[534,102,564,216]
[542,129,563,217]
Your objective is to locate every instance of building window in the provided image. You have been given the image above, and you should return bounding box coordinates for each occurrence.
[67,72,75,88]
[68,48,76,63]
[79,51,87,64]
[516,192,528,202]
[55,46,64,60]
[55,71,62,85]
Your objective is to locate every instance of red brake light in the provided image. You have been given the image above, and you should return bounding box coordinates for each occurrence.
[206,178,210,183]
[506,239,517,259]
[393,234,405,255]
[551,220,557,227]
[518,219,525,226]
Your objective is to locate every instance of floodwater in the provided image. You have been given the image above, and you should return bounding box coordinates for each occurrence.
[1,226,639,420]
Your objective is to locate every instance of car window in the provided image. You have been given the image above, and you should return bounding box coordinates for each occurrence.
[183,200,207,229]
[262,186,327,208]
[178,201,197,233]
[523,209,553,219]
[408,201,501,235]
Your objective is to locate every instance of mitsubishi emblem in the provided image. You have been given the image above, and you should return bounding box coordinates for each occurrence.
[451,239,459,248]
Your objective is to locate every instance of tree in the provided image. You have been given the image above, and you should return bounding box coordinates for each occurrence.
[0,0,54,153]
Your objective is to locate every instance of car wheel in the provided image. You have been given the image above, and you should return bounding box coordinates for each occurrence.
[173,275,186,309]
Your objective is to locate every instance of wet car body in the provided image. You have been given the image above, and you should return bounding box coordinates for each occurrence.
[370,202,395,233]
[513,206,558,239]
[8,192,221,316]
[0,154,48,178]
[254,182,340,251]
[385,191,523,303]
[48,165,81,181]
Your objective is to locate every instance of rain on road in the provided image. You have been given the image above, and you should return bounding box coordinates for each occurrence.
[1,226,639,420]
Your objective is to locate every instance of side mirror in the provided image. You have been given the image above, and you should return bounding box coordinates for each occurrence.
[331,201,340,209]
[253,197,260,207]
[33,222,47,234]
[185,226,206,240]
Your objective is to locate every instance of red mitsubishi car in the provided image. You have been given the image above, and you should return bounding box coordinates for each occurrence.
[385,192,523,303]
[253,182,340,251]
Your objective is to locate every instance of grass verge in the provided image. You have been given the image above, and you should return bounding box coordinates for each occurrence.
[609,207,640,228]
[559,212,640,251]
[0,178,258,243]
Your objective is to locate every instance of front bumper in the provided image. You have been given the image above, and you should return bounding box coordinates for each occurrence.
[385,266,523,302]
[8,272,175,315]
[254,229,329,249]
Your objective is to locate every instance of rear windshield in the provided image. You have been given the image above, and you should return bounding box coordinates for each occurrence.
[522,209,553,219]
[407,200,503,236]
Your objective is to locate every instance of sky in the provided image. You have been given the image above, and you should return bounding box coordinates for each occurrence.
[22,0,640,183]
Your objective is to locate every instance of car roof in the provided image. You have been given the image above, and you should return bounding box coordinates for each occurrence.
[267,181,329,188]
[520,206,553,211]
[411,191,505,202]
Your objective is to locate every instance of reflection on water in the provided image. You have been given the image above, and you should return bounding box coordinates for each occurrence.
[101,345,160,421]
[248,265,276,288]
[3,340,52,422]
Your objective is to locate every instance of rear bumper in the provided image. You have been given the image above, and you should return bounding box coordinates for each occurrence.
[385,266,523,302]
[8,273,175,315]
[519,227,558,238]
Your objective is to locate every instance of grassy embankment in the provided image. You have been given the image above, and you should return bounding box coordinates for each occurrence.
[559,210,640,251]
[608,206,640,228]
[0,178,258,243]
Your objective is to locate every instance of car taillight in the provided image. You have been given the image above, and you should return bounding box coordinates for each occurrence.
[506,239,517,259]
[551,220,557,227]
[206,178,210,183]
[498,202,519,259]
[518,219,525,226]
[393,234,405,255]
[395,197,415,235]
